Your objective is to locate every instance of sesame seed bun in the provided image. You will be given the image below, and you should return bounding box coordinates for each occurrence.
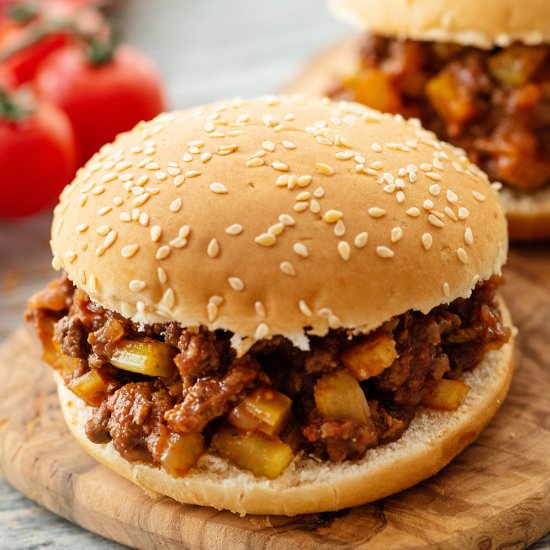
[501,187,550,241]
[330,0,550,49]
[55,302,515,516]
[51,96,507,351]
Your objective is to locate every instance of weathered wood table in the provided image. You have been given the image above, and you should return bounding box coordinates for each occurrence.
[0,0,548,548]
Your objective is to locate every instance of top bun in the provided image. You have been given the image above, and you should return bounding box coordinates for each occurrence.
[51,96,507,350]
[330,0,550,49]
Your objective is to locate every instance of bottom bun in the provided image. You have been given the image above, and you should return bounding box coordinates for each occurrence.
[56,301,515,516]
[501,187,550,241]
[284,38,550,242]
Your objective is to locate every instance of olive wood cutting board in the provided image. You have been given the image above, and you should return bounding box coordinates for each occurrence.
[0,245,549,550]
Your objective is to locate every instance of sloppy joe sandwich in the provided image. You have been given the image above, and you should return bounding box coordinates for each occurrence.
[286,0,550,240]
[26,95,514,515]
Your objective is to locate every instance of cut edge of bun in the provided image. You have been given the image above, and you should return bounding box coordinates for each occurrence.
[56,300,514,516]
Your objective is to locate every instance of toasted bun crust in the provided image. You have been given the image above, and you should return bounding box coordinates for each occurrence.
[56,300,515,516]
[51,96,507,348]
[330,0,550,49]
[284,45,550,242]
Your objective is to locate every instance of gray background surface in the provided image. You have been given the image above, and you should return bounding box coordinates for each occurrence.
[0,0,547,547]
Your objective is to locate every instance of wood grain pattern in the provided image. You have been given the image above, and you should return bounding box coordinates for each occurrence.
[0,246,548,549]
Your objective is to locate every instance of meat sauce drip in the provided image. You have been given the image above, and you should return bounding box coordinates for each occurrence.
[25,275,510,476]
[330,35,550,192]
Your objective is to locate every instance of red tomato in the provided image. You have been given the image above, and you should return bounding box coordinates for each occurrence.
[0,98,76,218]
[0,19,70,85]
[35,44,166,163]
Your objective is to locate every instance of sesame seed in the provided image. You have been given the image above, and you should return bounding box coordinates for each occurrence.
[182,153,193,162]
[443,282,450,297]
[337,241,351,261]
[313,186,325,198]
[145,162,160,170]
[150,226,162,242]
[226,224,243,235]
[297,175,312,187]
[255,233,276,247]
[472,191,486,202]
[299,300,313,317]
[170,197,183,212]
[310,200,321,213]
[354,232,368,248]
[157,267,167,284]
[162,288,175,309]
[294,202,308,213]
[447,190,458,203]
[323,210,343,223]
[104,231,117,249]
[296,191,310,201]
[255,301,266,318]
[247,157,264,167]
[280,261,296,276]
[210,182,228,194]
[420,163,432,172]
[115,161,132,172]
[66,250,77,264]
[91,185,105,196]
[334,219,345,237]
[458,207,469,220]
[428,214,444,228]
[167,167,181,176]
[268,223,285,236]
[262,140,275,152]
[201,152,212,163]
[368,207,386,218]
[391,227,403,243]
[129,280,146,292]
[173,175,185,186]
[207,238,220,258]
[457,248,468,264]
[287,175,298,189]
[228,277,245,291]
[185,170,201,178]
[315,163,334,176]
[169,237,187,249]
[120,212,131,222]
[279,214,295,226]
[155,171,167,181]
[282,140,296,149]
[113,196,124,207]
[133,194,150,207]
[96,224,110,236]
[464,227,474,246]
[102,173,117,183]
[275,175,289,187]
[371,142,383,152]
[425,172,442,181]
[255,323,269,340]
[429,184,441,196]
[376,246,394,259]
[89,275,98,293]
[75,224,89,233]
[423,199,435,210]
[179,225,190,238]
[156,246,171,260]
[272,161,289,172]
[293,242,309,258]
[370,161,383,170]
[335,151,353,160]
[121,244,139,258]
[422,233,433,250]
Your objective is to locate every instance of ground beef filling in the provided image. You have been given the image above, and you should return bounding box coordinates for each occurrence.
[26,275,510,474]
[330,34,550,192]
